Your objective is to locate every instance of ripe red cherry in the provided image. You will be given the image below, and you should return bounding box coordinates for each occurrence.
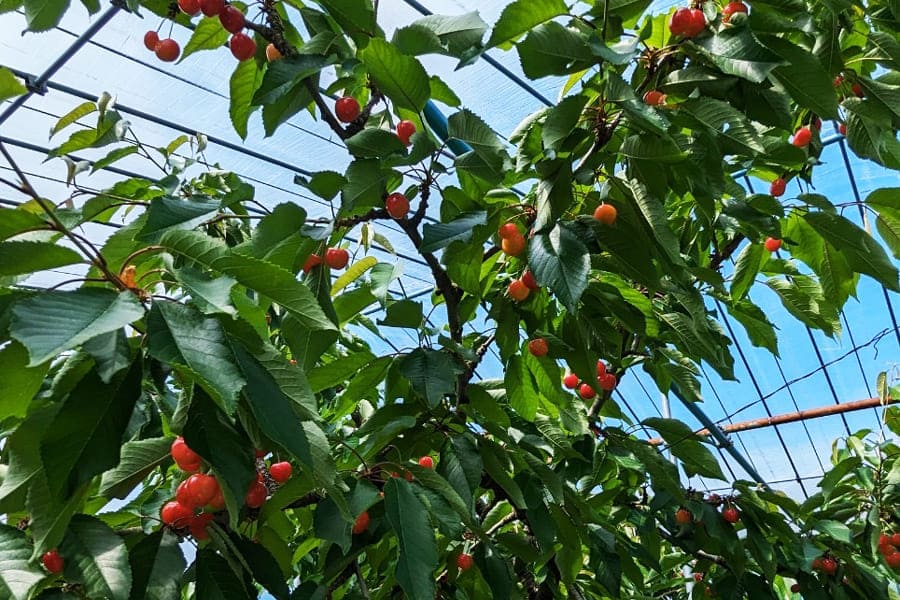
[161,501,194,527]
[230,33,256,61]
[498,223,519,239]
[599,373,617,391]
[501,233,526,256]
[792,127,812,148]
[669,7,692,35]
[186,473,219,507]
[563,373,579,389]
[335,97,361,123]
[593,203,617,225]
[189,512,214,540]
[891,533,900,546]
[245,481,267,508]
[155,39,181,63]
[821,558,838,575]
[528,338,549,357]
[418,456,434,469]
[302,254,322,273]
[352,511,370,534]
[643,90,666,106]
[852,83,864,98]
[457,553,474,571]
[385,193,409,219]
[722,1,748,22]
[790,583,800,593]
[886,552,900,568]
[578,383,596,400]
[208,488,225,511]
[722,506,740,523]
[522,270,539,290]
[686,9,707,36]
[269,461,292,483]
[675,508,692,525]
[508,279,530,301]
[171,436,201,471]
[325,248,349,269]
[764,237,782,252]
[200,0,224,16]
[178,0,200,15]
[396,120,416,146]
[838,122,846,136]
[143,30,160,51]
[693,573,704,582]
[219,4,244,33]
[596,361,607,377]
[42,549,64,574]
[770,177,786,197]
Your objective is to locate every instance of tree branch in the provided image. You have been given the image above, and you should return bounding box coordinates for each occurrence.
[709,234,745,270]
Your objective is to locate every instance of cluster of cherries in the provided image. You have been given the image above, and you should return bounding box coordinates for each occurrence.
[160,437,293,540]
[498,222,527,258]
[334,95,417,146]
[142,0,257,63]
[878,531,900,568]
[811,554,839,576]
[675,494,741,526]
[562,360,618,400]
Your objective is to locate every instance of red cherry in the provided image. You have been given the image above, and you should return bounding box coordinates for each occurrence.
[643,90,666,106]
[686,9,707,36]
[352,511,370,534]
[764,237,782,252]
[792,127,812,148]
[325,248,349,270]
[722,1,748,22]
[852,83,864,98]
[593,204,617,225]
[302,254,322,273]
[405,470,413,481]
[219,5,244,33]
[255,449,267,459]
[269,461,292,483]
[528,338,549,357]
[722,506,740,523]
[199,0,224,16]
[501,233,526,256]
[675,508,692,525]
[189,512,214,540]
[563,373,579,389]
[230,33,256,61]
[396,120,416,146]
[161,501,194,527]
[812,557,823,571]
[171,437,201,471]
[508,279,530,301]
[335,97,361,123]
[187,473,219,507]
[599,373,617,391]
[838,122,846,136]
[879,542,896,556]
[178,0,200,15]
[155,39,181,63]
[770,177,787,197]
[42,550,64,574]
[596,361,607,377]
[418,456,434,469]
[669,7,692,35]
[521,270,539,290]
[208,488,226,511]
[790,583,800,593]
[385,193,410,219]
[457,553,474,571]
[886,552,900,568]
[891,533,900,546]
[578,383,596,400]
[821,557,838,575]
[812,116,822,130]
[498,223,519,239]
[693,573,704,582]
[245,481,267,508]
[143,30,160,51]
[175,480,195,508]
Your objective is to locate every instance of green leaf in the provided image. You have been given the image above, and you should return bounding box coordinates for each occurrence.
[10,289,145,366]
[231,343,336,487]
[172,266,237,316]
[384,478,438,600]
[542,94,588,150]
[41,362,141,498]
[296,170,346,201]
[866,187,900,259]
[0,524,43,600]
[379,299,423,329]
[527,223,590,311]
[59,515,132,600]
[229,58,263,140]
[229,534,289,600]
[448,109,508,182]
[148,301,245,412]
[331,255,377,296]
[81,327,131,385]
[680,97,766,154]
[128,530,186,600]
[813,520,852,544]
[505,354,536,421]
[0,240,82,276]
[765,276,839,336]
[644,418,725,480]
[420,211,486,253]
[763,35,839,120]
[726,300,779,356]
[534,162,573,231]
[138,196,220,242]
[360,39,430,112]
[730,242,763,301]
[0,207,47,241]
[195,547,252,600]
[517,22,593,79]
[252,55,327,106]
[180,15,231,62]
[90,146,139,174]
[98,437,172,499]
[23,0,69,31]
[160,230,336,332]
[803,211,900,291]
[0,67,27,103]
[399,348,459,409]
[345,128,407,158]
[429,75,461,106]
[0,341,49,421]
[317,0,375,37]
[340,159,389,214]
[694,27,784,83]
[307,351,374,393]
[410,12,487,56]
[487,0,567,47]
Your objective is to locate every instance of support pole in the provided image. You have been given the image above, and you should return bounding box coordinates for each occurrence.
[0,4,122,127]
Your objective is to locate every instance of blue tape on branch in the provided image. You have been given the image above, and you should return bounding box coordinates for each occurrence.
[423,100,472,157]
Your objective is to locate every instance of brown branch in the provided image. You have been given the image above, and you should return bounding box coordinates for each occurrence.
[657,527,728,567]
[457,333,495,405]
[284,491,324,509]
[408,174,432,229]
[334,207,391,228]
[709,233,745,270]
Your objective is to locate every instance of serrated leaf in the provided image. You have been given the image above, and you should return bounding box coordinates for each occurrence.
[0,524,43,600]
[128,530,186,600]
[90,146,139,174]
[345,128,407,158]
[694,27,784,83]
[0,207,48,241]
[59,515,132,600]
[23,0,70,31]
[420,211,486,253]
[229,59,263,140]
[360,39,430,112]
[487,0,567,47]
[505,354,536,421]
[517,22,592,79]
[10,289,145,366]
[399,348,459,409]
[180,15,231,62]
[49,101,96,137]
[195,547,252,600]
[384,478,438,600]
[527,223,590,311]
[730,242,763,301]
[0,240,82,276]
[0,341,49,420]
[98,437,172,499]
[138,196,220,242]
[764,35,839,120]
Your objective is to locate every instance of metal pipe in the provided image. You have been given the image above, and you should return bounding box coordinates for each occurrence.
[0,4,122,126]
[648,396,896,446]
